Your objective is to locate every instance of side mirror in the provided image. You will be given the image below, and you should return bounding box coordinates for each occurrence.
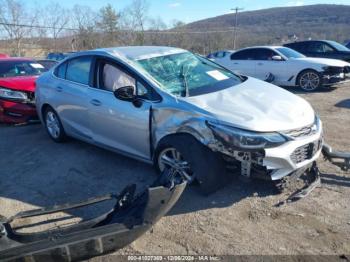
[114,86,135,102]
[272,55,283,61]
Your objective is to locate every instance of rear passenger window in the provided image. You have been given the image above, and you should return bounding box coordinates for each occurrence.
[231,49,256,60]
[55,62,67,79]
[66,56,92,85]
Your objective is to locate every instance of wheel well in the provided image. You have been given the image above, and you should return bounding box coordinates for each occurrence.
[41,104,52,120]
[153,133,199,159]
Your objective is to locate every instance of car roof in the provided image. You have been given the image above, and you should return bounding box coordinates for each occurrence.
[211,50,235,53]
[236,46,284,51]
[95,46,187,61]
[286,40,332,44]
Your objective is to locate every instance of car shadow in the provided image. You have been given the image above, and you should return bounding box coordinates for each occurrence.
[168,178,277,216]
[0,124,278,227]
[335,99,350,109]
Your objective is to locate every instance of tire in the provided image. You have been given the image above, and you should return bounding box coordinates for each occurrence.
[297,69,322,92]
[154,134,231,195]
[43,107,66,143]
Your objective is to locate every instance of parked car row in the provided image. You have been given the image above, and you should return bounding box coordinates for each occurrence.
[211,45,350,91]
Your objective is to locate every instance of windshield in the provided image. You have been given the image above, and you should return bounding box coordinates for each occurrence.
[0,60,44,78]
[276,47,305,59]
[327,41,350,51]
[135,52,242,97]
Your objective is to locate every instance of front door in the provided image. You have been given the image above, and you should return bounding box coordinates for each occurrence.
[253,48,287,85]
[88,59,152,161]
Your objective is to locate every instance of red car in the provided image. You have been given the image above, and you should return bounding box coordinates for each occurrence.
[0,57,45,124]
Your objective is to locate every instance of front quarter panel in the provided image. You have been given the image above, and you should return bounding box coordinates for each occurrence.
[151,96,217,155]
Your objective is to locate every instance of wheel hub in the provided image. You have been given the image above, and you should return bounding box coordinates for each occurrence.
[158,148,194,183]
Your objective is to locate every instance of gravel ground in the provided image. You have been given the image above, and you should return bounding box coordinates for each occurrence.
[0,84,349,260]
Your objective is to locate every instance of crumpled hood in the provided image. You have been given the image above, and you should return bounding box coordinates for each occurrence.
[295,57,350,67]
[184,77,315,132]
[0,76,38,92]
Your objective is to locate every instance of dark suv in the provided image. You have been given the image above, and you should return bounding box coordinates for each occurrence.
[284,40,350,62]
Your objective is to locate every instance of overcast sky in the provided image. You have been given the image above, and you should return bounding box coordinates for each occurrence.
[28,0,350,24]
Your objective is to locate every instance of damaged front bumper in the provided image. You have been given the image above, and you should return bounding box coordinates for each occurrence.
[322,67,350,86]
[0,99,38,124]
[207,119,323,181]
[0,170,186,262]
[263,135,323,180]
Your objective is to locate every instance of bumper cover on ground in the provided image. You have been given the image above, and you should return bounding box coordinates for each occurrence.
[0,169,186,262]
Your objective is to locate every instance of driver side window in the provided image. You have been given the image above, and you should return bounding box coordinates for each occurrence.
[97,60,152,100]
[101,63,136,93]
[255,49,279,60]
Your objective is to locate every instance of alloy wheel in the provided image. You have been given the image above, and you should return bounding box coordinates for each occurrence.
[299,71,320,91]
[46,111,60,139]
[158,147,195,183]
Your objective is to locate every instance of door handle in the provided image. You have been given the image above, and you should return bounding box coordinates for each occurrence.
[90,99,102,106]
[56,86,63,92]
[233,62,239,65]
[257,63,264,66]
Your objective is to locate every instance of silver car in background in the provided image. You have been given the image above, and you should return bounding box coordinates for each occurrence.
[35,46,323,194]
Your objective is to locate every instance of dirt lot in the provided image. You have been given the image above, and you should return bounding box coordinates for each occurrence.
[0,84,350,259]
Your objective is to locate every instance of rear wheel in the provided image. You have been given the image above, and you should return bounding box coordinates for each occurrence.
[155,134,231,195]
[44,107,66,142]
[297,70,322,92]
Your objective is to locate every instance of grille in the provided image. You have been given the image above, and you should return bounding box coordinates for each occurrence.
[291,139,322,164]
[323,66,344,75]
[282,123,317,139]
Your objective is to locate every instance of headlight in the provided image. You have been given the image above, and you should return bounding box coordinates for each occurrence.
[207,121,289,150]
[0,87,28,101]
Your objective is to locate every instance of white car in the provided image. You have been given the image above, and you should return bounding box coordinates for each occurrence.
[212,46,350,91]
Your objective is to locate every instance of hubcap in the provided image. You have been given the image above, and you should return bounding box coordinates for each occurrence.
[46,111,60,139]
[158,148,194,183]
[300,72,320,91]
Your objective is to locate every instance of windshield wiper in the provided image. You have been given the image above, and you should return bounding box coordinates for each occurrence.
[180,64,190,97]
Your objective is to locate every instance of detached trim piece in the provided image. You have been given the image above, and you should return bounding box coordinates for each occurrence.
[275,163,321,207]
[323,143,350,171]
[0,170,186,262]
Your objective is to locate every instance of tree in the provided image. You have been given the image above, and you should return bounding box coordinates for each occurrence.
[97,4,119,45]
[121,0,149,45]
[0,0,37,56]
[71,5,99,50]
[43,3,70,51]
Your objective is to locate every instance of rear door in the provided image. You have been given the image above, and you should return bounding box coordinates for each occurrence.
[87,57,153,161]
[225,49,257,77]
[53,56,93,140]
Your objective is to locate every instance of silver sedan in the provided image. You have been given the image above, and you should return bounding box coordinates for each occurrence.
[35,46,323,194]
